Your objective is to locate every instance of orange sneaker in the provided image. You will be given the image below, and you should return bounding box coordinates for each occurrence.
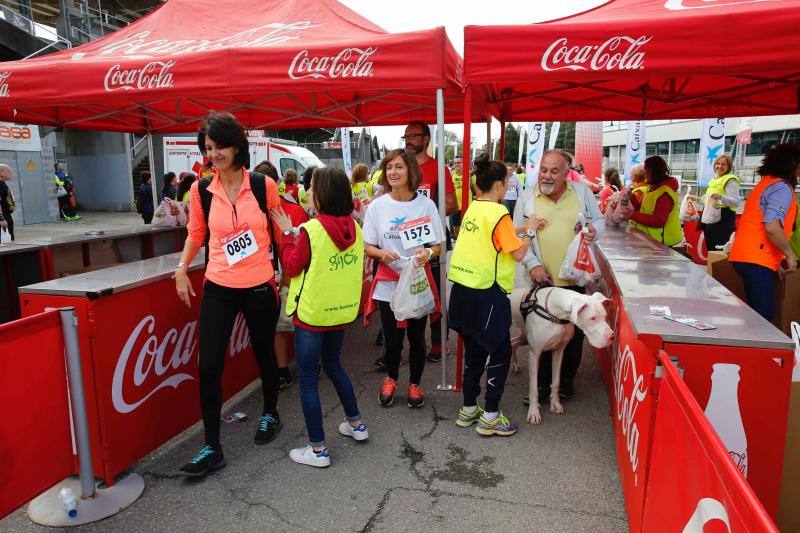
[379,377,397,407]
[408,384,425,408]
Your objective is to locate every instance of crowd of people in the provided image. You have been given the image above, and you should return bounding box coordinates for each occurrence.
[169,110,799,475]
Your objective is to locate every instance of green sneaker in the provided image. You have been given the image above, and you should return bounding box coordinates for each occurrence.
[456,406,484,427]
[475,411,519,437]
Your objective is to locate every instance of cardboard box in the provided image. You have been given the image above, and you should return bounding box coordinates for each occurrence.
[710,258,800,336]
[779,379,800,532]
[706,250,729,276]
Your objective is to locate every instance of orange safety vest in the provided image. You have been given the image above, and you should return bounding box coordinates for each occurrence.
[728,176,797,271]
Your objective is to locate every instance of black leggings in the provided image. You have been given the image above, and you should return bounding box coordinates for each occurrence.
[462,333,511,413]
[199,279,279,448]
[378,300,427,385]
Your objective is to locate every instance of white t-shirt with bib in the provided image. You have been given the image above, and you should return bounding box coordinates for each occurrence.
[504,173,520,201]
[363,192,445,302]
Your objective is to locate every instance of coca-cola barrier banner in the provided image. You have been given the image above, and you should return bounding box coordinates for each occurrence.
[21,270,259,485]
[664,342,793,519]
[641,352,777,532]
[0,311,73,519]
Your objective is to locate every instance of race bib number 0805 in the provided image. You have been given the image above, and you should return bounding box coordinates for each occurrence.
[220,223,259,266]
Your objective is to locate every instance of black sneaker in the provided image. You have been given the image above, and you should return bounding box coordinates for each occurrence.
[425,349,442,363]
[373,355,386,371]
[279,376,294,391]
[254,413,283,445]
[375,330,384,346]
[179,445,226,477]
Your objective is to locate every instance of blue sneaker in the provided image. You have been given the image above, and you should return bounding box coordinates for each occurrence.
[290,445,330,468]
[475,412,518,437]
[338,420,369,441]
[254,413,282,445]
[179,445,226,477]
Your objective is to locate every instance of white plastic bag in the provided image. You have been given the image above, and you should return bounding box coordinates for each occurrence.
[701,196,722,224]
[56,185,67,198]
[175,200,188,226]
[0,226,10,244]
[558,217,600,287]
[605,187,635,225]
[680,194,701,222]
[152,199,177,227]
[390,259,435,320]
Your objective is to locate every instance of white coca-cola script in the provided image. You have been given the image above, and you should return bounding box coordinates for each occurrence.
[91,22,321,59]
[0,72,10,98]
[614,343,649,473]
[112,314,250,414]
[104,61,174,92]
[541,36,652,72]
[288,47,376,80]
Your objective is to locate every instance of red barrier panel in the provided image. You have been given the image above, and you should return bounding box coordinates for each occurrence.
[605,303,661,531]
[664,342,792,519]
[21,270,259,486]
[683,220,708,265]
[642,352,778,532]
[0,310,73,519]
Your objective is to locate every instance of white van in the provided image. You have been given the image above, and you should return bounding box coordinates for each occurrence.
[163,136,324,177]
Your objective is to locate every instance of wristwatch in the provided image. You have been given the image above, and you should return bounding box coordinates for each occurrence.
[282,229,294,237]
[176,262,186,270]
[525,228,536,238]
[426,247,434,260]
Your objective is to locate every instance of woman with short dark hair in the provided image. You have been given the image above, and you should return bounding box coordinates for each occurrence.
[629,156,684,247]
[138,171,154,224]
[729,143,799,320]
[174,111,283,477]
[363,149,445,409]
[273,166,367,467]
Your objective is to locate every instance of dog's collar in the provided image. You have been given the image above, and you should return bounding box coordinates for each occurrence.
[520,285,571,325]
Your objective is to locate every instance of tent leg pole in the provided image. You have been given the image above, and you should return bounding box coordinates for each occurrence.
[435,88,452,392]
[147,132,158,214]
[486,119,491,157]
[455,87,473,393]
[499,120,506,161]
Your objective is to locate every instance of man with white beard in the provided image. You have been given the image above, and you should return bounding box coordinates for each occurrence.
[512,149,604,400]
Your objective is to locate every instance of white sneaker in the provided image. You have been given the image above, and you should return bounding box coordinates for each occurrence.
[338,420,369,441]
[289,445,330,468]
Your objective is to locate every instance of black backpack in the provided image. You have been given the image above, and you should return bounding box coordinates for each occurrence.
[197,172,276,268]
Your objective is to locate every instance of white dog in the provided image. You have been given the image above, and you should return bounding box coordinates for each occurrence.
[510,286,614,425]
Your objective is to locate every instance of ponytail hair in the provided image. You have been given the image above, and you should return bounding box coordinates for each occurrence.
[472,152,507,193]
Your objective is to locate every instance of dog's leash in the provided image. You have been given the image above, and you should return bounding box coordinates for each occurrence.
[519,283,570,325]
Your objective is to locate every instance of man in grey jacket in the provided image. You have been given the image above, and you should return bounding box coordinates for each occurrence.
[512,150,605,399]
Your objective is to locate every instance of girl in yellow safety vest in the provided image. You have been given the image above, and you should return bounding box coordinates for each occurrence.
[448,153,546,437]
[629,156,684,247]
[272,166,368,468]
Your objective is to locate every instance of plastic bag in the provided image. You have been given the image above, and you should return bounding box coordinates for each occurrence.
[56,185,67,198]
[721,231,736,254]
[0,226,10,244]
[175,200,188,226]
[700,196,722,225]
[558,220,600,287]
[390,259,435,321]
[680,194,700,222]
[605,187,635,225]
[152,199,177,227]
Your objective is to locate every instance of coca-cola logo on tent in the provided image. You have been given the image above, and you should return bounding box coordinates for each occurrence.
[0,72,10,98]
[112,314,250,414]
[288,47,376,80]
[81,22,322,60]
[104,61,175,92]
[541,36,652,72]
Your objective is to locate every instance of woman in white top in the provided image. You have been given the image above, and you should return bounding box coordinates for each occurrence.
[503,163,520,215]
[363,148,445,409]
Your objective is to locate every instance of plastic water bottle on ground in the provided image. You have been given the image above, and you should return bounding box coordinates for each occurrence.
[58,487,78,518]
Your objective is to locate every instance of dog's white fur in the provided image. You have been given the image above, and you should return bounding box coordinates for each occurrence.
[510,287,613,425]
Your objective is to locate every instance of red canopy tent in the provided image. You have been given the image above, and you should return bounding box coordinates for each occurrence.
[0,0,492,132]
[464,0,800,124]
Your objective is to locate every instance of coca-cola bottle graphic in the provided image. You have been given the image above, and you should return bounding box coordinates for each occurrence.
[704,363,748,478]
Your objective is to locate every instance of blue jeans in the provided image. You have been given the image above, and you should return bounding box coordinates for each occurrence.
[295,327,360,446]
[732,261,776,321]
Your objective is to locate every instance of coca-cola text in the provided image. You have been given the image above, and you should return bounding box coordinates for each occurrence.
[0,72,10,98]
[541,36,652,72]
[289,47,376,80]
[614,343,649,473]
[112,314,250,414]
[104,61,175,92]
